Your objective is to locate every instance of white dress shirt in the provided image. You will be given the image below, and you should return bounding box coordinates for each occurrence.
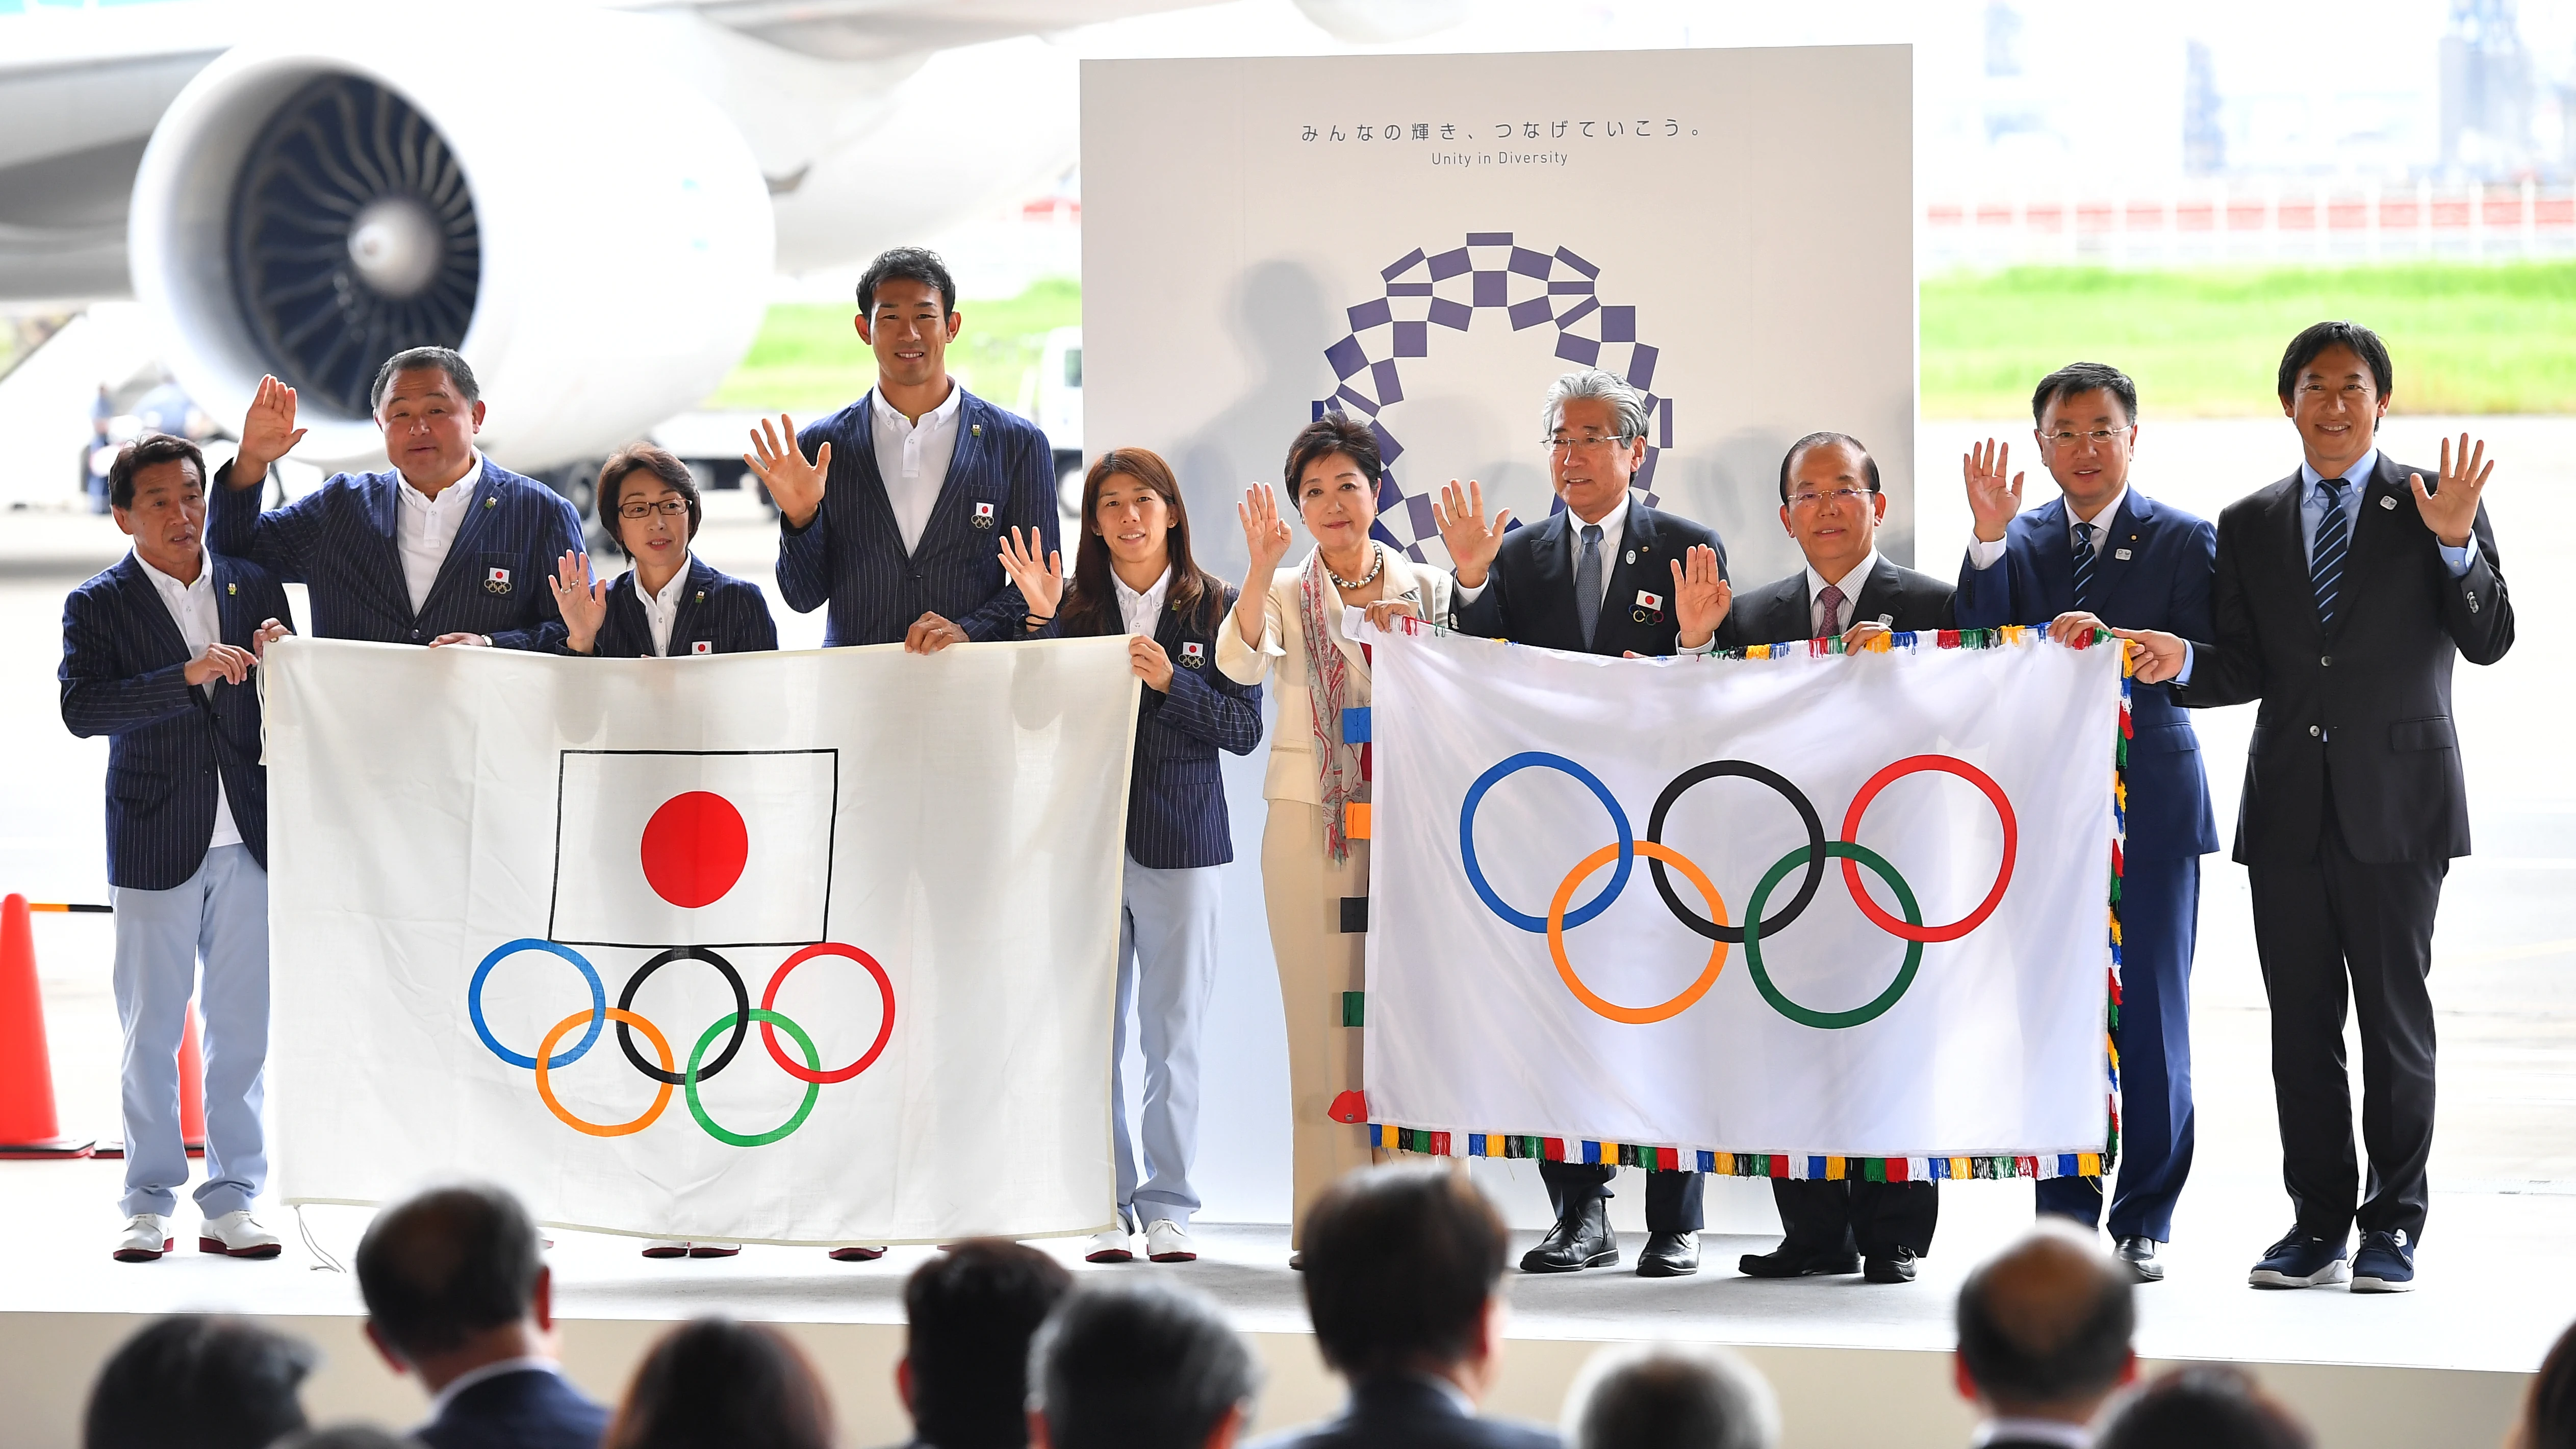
[395,453,486,615]
[422,1357,564,1425]
[1452,488,1631,606]
[871,383,965,556]
[633,560,692,657]
[1112,564,1173,637]
[133,552,242,850]
[1805,547,1884,635]
[1966,487,2125,572]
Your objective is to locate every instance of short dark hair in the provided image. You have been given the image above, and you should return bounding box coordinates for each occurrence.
[83,1315,317,1449]
[2095,1366,2312,1449]
[2276,320,2393,404]
[2521,1317,2576,1449]
[1955,1225,2136,1413]
[2031,362,2140,428]
[1777,431,1880,504]
[598,444,702,552]
[272,1428,413,1449]
[1302,1165,1509,1379]
[1284,411,1384,498]
[109,433,207,510]
[1565,1343,1779,1449]
[354,1182,544,1361]
[371,346,481,413]
[903,1239,1074,1449]
[602,1318,833,1449]
[858,245,959,316]
[1030,1283,1258,1449]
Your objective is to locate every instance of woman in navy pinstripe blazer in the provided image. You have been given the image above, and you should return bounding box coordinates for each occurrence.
[549,445,778,660]
[999,448,1262,1266]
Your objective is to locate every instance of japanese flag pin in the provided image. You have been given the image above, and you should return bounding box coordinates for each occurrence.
[1636,589,1663,609]
[483,566,511,595]
[972,500,996,528]
[2380,494,2399,510]
[692,640,712,655]
[1181,640,1206,668]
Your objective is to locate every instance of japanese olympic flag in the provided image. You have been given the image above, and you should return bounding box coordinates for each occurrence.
[1360,620,2124,1181]
[260,635,1138,1244]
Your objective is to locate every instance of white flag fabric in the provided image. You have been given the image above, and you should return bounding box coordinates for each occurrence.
[262,636,1137,1244]
[1360,620,2124,1182]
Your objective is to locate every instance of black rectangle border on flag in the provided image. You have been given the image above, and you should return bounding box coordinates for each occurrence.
[546,748,840,949]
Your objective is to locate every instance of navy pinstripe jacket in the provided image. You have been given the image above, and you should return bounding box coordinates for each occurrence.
[1042,580,1263,870]
[778,389,1059,646]
[207,457,582,649]
[60,553,291,891]
[562,555,778,657]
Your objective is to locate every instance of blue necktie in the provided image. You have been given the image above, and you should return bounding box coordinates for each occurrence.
[2070,521,2098,614]
[1575,524,1603,647]
[2311,478,2350,631]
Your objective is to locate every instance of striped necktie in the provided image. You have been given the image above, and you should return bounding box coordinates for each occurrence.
[2070,521,2098,614]
[2311,477,2351,631]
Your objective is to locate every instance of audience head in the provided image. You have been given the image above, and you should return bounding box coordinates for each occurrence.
[1302,1164,1511,1392]
[83,1314,317,1449]
[2030,361,2140,509]
[1067,447,1221,633]
[273,1428,414,1449]
[603,1317,833,1449]
[1281,411,1384,560]
[355,1182,549,1383]
[2515,1316,2576,1449]
[856,245,961,392]
[1775,431,1885,580]
[901,1238,1074,1449]
[1542,368,1649,523]
[2276,319,2392,469]
[2094,1365,2311,1449]
[1028,1282,1257,1449]
[109,433,211,577]
[598,444,703,561]
[1562,1342,1779,1449]
[1953,1222,2137,1423]
[369,345,484,487]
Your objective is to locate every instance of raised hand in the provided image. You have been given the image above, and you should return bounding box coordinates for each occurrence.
[233,374,307,488]
[1964,438,2023,543]
[550,549,608,654]
[1239,483,1294,576]
[745,414,830,529]
[904,611,967,655]
[997,526,1063,627]
[1670,543,1730,649]
[251,617,292,659]
[183,641,257,687]
[2410,432,2493,550]
[1129,635,1174,692]
[1432,478,1513,588]
[2112,627,2187,684]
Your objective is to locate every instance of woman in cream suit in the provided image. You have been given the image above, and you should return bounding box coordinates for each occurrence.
[1216,412,1453,1260]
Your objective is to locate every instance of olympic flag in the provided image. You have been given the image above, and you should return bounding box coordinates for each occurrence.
[260,636,1139,1244]
[1362,621,2125,1178]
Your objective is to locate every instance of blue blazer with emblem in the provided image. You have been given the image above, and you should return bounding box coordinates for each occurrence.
[778,388,1059,647]
[565,555,778,657]
[1040,580,1263,870]
[207,457,583,649]
[1954,488,2220,858]
[60,553,293,891]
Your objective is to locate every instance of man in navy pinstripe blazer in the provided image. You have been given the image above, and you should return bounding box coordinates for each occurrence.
[208,353,582,650]
[61,435,294,1264]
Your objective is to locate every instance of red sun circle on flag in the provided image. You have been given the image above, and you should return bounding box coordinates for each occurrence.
[640,791,750,909]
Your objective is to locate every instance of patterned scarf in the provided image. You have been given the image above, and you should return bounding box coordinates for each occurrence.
[1299,545,1372,863]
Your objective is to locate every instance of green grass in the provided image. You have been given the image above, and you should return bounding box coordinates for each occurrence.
[702,277,1080,417]
[1921,261,2576,417]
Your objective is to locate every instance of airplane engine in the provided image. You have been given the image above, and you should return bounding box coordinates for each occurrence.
[126,10,774,474]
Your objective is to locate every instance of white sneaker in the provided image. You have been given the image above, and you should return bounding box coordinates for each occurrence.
[1145,1219,1196,1263]
[114,1213,172,1262]
[641,1239,691,1259]
[1084,1227,1134,1263]
[198,1209,283,1259]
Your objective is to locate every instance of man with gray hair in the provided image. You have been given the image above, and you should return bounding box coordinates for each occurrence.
[1436,367,1729,1279]
[1560,1344,1778,1449]
[209,352,583,649]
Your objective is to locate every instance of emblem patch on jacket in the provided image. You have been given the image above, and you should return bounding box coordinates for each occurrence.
[1180,640,1206,668]
[972,500,996,529]
[483,567,511,595]
[691,640,712,655]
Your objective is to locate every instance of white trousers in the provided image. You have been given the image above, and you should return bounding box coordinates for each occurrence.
[1111,852,1222,1229]
[111,844,269,1219]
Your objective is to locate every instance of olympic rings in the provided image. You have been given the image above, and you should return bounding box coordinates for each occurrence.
[536,1008,674,1137]
[470,938,605,1070]
[619,947,749,1086]
[1461,752,1631,932]
[761,944,898,1084]
[1548,841,1730,1024]
[1645,761,1825,945]
[688,1009,823,1148]
[1839,756,2017,943]
[1742,842,1924,1030]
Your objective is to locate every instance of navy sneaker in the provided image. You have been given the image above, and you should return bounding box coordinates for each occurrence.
[2350,1229,2416,1293]
[2249,1228,2348,1288]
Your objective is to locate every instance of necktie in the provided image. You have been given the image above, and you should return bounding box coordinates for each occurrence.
[1815,582,1846,640]
[1575,524,1603,647]
[2070,521,2098,614]
[2311,477,2350,631]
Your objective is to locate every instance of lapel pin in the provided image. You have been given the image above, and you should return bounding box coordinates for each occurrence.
[484,496,496,508]
[226,582,237,596]
[484,566,511,596]
[2380,495,2398,510]
[1636,589,1663,610]
[972,500,996,529]
[1180,640,1206,668]
[2114,548,2132,561]
[972,423,982,437]
[692,640,712,654]
[694,591,706,604]
[1625,550,1636,564]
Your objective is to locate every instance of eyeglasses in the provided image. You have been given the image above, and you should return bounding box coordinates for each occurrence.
[1786,486,1875,511]
[1543,433,1637,455]
[617,499,690,520]
[2041,427,2133,448]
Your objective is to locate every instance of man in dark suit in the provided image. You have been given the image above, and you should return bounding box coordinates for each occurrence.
[1720,432,1953,1284]
[1437,368,1729,1279]
[2118,322,2512,1294]
[62,434,293,1264]
[1252,1167,1559,1449]
[1956,364,2217,1284]
[1954,1225,2138,1448]
[358,1183,609,1449]
[746,245,1059,654]
[208,357,582,650]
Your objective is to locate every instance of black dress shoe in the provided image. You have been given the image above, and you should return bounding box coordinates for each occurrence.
[1637,1231,1699,1278]
[2115,1235,2165,1282]
[1862,1247,1919,1283]
[1737,1242,1861,1278]
[1521,1196,1617,1273]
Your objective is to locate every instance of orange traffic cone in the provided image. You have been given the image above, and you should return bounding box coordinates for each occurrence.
[0,893,95,1157]
[177,1003,206,1157]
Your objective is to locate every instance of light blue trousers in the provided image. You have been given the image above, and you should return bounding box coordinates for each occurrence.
[111,844,269,1219]
[1111,853,1221,1230]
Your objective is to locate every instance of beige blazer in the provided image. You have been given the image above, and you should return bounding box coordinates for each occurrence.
[1216,543,1456,805]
